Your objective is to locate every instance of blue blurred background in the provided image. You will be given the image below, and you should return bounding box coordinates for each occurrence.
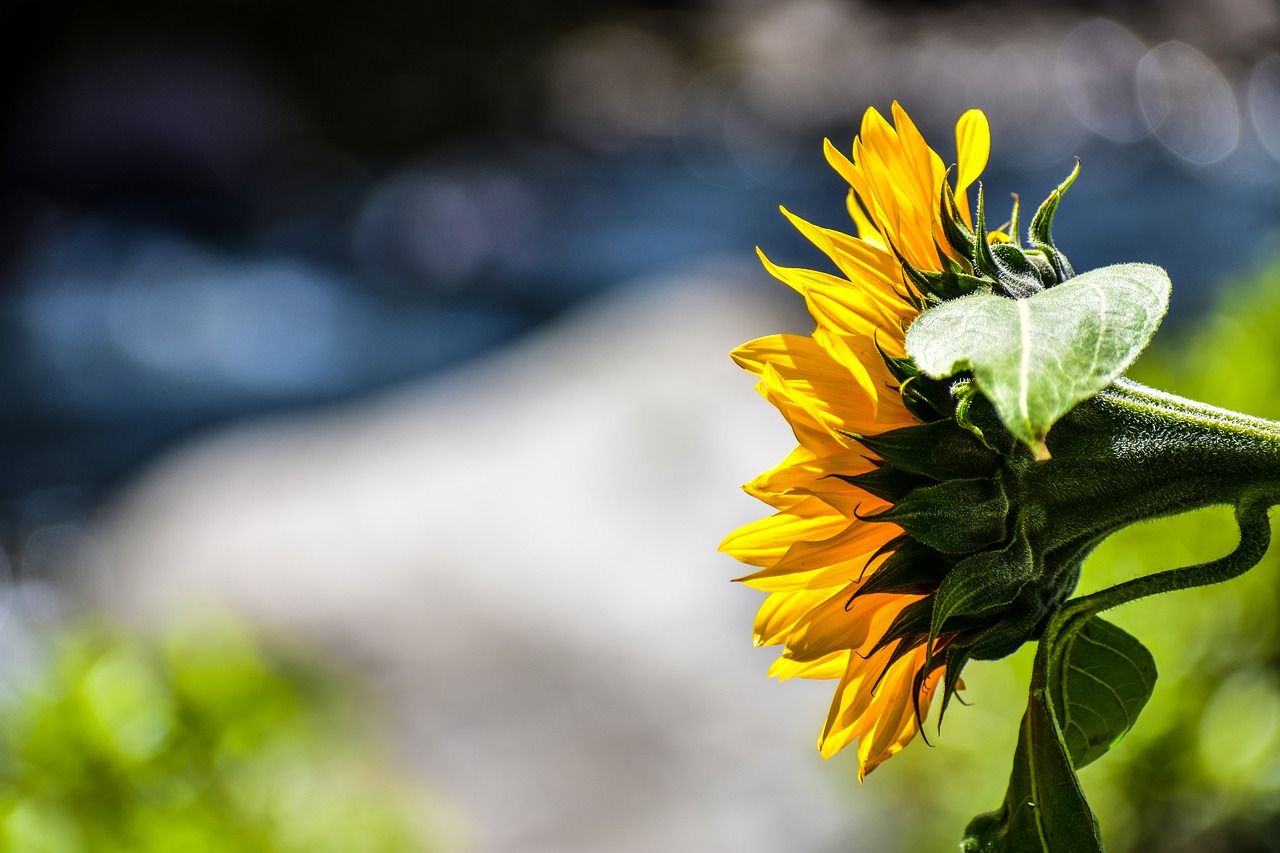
[6,0,1280,553]
[5,0,1280,850]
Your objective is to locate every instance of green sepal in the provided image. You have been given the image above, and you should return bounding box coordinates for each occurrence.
[936,643,973,727]
[893,241,943,298]
[1028,160,1080,283]
[830,465,932,503]
[971,184,1000,280]
[953,384,988,447]
[852,538,952,597]
[930,530,1033,641]
[1006,193,1022,249]
[1028,159,1079,247]
[899,379,947,423]
[936,236,974,278]
[1023,248,1058,289]
[939,171,976,259]
[891,240,988,303]
[899,374,958,421]
[968,186,1045,299]
[954,385,1018,456]
[878,348,919,384]
[849,419,1000,482]
[963,589,1058,662]
[896,279,929,312]
[989,242,1046,299]
[866,597,934,659]
[1047,615,1156,770]
[869,477,1008,554]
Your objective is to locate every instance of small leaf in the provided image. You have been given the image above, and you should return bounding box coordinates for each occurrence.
[962,689,1103,853]
[1048,616,1157,769]
[905,262,1171,457]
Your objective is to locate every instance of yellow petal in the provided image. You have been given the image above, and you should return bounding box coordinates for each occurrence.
[823,137,860,191]
[954,108,990,198]
[719,496,848,568]
[785,590,918,663]
[745,446,874,501]
[755,247,906,323]
[737,521,898,592]
[734,338,888,442]
[890,101,947,216]
[755,250,913,359]
[754,376,850,456]
[768,650,849,681]
[858,650,942,779]
[818,645,896,756]
[953,109,990,229]
[846,189,884,246]
[753,587,834,646]
[779,208,913,313]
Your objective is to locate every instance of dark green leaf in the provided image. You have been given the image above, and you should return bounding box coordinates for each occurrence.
[1048,616,1157,769]
[962,689,1103,853]
[904,262,1171,459]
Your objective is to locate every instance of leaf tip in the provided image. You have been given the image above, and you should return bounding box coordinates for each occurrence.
[1031,438,1051,462]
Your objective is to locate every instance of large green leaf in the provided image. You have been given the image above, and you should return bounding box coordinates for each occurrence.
[905,263,1171,459]
[961,689,1103,853]
[1048,616,1157,769]
[963,615,1158,851]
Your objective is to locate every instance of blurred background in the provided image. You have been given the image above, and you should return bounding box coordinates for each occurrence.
[5,0,1280,849]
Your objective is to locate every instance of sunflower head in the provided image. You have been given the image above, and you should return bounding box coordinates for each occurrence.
[721,102,1092,777]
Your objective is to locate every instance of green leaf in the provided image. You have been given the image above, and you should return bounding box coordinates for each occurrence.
[904,262,1171,459]
[1048,616,1157,769]
[963,616,1157,851]
[961,689,1103,853]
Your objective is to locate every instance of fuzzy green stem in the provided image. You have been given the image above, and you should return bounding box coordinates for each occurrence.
[1034,497,1275,693]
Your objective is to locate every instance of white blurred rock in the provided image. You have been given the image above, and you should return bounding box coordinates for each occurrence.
[86,259,886,852]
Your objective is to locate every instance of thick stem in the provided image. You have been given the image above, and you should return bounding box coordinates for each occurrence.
[1017,380,1280,558]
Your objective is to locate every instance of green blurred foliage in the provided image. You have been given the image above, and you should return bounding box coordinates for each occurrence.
[859,259,1280,852]
[0,615,442,852]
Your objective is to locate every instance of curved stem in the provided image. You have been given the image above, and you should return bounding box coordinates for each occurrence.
[1033,497,1275,691]
[1069,497,1273,618]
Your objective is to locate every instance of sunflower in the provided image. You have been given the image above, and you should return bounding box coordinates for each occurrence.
[719,102,1001,778]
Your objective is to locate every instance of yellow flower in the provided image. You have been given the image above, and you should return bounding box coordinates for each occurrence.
[720,102,992,778]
